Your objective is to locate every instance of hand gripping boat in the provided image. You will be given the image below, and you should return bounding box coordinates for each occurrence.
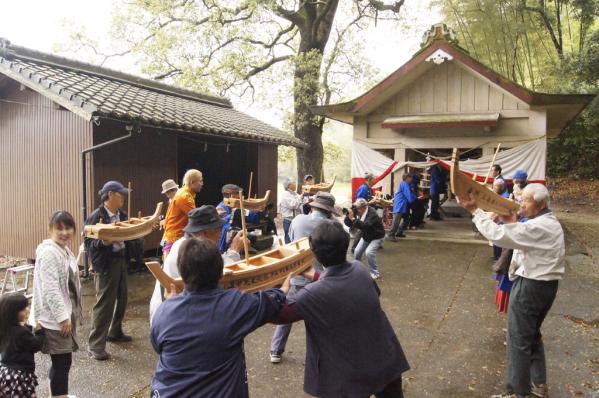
[302,175,336,195]
[450,148,519,216]
[146,237,315,293]
[83,202,163,241]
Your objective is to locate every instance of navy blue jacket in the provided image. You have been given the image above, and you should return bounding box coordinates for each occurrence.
[150,288,285,398]
[430,167,447,196]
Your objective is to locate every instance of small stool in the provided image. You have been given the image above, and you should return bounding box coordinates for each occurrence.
[1,264,35,298]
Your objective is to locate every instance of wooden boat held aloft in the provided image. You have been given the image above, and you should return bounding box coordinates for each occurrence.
[373,191,393,208]
[84,202,163,241]
[223,190,271,212]
[450,149,519,216]
[146,237,315,293]
[302,175,336,195]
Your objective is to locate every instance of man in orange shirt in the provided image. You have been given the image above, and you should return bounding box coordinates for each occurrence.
[163,169,203,256]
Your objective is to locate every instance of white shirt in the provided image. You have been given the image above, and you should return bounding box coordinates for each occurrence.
[279,189,303,219]
[148,237,241,323]
[472,209,565,281]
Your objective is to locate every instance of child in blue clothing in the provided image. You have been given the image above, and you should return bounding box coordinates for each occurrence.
[0,293,43,398]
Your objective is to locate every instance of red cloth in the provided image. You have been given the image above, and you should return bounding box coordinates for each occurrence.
[494,288,510,313]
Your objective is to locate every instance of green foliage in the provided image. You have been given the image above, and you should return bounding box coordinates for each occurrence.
[548,99,599,179]
[438,0,599,179]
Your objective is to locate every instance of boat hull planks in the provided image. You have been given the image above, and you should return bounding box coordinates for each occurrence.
[223,190,271,212]
[146,237,315,293]
[450,149,519,216]
[302,175,336,195]
[84,202,163,241]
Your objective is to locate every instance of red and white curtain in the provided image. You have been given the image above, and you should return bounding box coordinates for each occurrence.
[351,139,546,199]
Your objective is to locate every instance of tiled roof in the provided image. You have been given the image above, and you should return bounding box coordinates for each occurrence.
[0,39,304,147]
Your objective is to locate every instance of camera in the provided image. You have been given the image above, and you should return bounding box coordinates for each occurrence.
[342,206,358,216]
[230,228,257,245]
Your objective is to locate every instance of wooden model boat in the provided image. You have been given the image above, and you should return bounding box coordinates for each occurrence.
[302,175,336,195]
[450,149,519,216]
[373,191,393,208]
[223,190,271,212]
[84,202,163,241]
[146,237,315,293]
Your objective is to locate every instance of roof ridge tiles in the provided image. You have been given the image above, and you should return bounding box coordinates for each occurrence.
[0,38,232,109]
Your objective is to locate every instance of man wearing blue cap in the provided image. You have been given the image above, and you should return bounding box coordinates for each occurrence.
[85,180,134,361]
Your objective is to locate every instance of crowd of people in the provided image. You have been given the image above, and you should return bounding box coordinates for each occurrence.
[0,162,565,398]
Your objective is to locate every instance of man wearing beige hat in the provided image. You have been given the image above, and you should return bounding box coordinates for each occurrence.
[161,179,179,201]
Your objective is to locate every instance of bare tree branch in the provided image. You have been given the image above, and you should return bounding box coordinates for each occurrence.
[244,55,293,79]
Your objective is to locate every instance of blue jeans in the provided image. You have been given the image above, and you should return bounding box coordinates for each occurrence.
[354,238,382,276]
[270,284,302,354]
[283,218,292,244]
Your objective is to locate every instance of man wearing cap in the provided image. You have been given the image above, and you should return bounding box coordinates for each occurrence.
[215,184,261,253]
[344,198,385,279]
[85,181,134,360]
[511,169,529,204]
[149,205,246,323]
[162,169,204,257]
[269,191,338,364]
[355,172,376,202]
[300,175,316,215]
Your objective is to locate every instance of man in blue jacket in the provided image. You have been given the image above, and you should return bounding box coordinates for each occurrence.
[386,174,416,241]
[355,172,375,202]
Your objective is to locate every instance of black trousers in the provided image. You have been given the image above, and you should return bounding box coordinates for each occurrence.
[430,193,441,219]
[374,377,403,398]
[507,277,558,395]
[50,353,72,395]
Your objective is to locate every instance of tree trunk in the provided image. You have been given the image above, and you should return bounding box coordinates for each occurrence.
[293,1,339,185]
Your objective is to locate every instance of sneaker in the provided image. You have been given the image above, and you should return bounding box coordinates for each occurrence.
[370,272,380,280]
[531,383,548,398]
[269,352,281,364]
[88,350,111,361]
[396,233,406,238]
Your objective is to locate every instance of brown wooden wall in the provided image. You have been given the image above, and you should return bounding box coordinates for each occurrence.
[0,82,92,258]
[92,123,279,251]
[92,120,178,250]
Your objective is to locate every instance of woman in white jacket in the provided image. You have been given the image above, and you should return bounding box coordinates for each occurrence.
[31,211,82,398]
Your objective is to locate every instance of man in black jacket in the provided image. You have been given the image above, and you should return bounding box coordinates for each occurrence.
[85,180,134,361]
[344,198,385,279]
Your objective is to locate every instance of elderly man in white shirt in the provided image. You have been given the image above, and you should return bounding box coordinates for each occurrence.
[149,205,245,323]
[279,178,304,244]
[459,184,564,398]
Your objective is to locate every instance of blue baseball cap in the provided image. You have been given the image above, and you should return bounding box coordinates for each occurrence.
[98,180,130,196]
[512,170,528,180]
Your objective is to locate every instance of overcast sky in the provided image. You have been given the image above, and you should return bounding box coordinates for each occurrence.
[0,1,441,127]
